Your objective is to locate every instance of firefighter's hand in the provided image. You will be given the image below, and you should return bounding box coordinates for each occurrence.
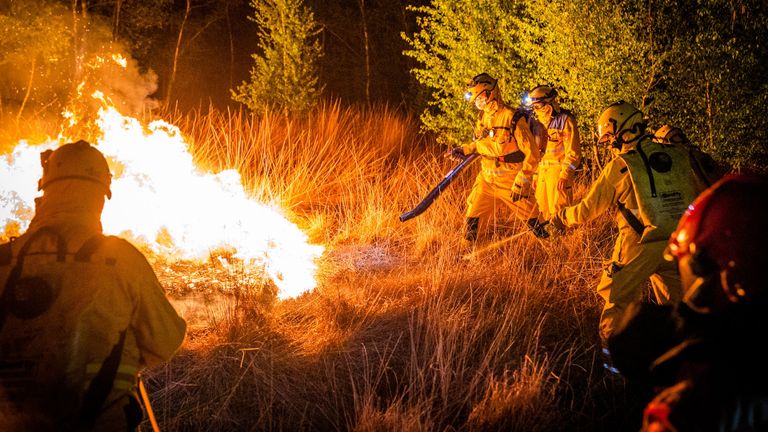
[444,147,466,161]
[510,182,530,202]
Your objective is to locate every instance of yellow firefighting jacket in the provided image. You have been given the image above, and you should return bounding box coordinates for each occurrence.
[0,181,186,429]
[539,109,581,180]
[557,137,699,243]
[556,145,638,233]
[461,101,541,186]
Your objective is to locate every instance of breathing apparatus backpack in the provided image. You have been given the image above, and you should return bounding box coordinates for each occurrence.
[0,227,126,429]
[619,139,701,243]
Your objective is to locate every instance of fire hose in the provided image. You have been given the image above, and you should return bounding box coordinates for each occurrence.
[399,153,480,222]
[138,374,160,432]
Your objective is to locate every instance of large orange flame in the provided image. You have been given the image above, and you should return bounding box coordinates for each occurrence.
[0,106,324,299]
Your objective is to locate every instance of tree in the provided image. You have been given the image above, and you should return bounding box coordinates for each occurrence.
[232,0,323,114]
[650,0,768,172]
[519,0,659,137]
[402,0,768,170]
[0,1,72,121]
[402,0,534,146]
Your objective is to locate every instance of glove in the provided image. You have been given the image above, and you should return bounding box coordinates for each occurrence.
[444,147,466,161]
[510,174,532,202]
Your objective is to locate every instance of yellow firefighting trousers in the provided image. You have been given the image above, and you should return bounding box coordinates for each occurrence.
[465,167,539,235]
[535,161,573,220]
[596,226,682,344]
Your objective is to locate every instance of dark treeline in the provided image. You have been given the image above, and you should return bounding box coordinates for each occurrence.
[0,0,421,113]
[0,0,766,170]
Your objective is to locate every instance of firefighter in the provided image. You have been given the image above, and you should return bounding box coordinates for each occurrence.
[446,73,549,241]
[613,175,768,431]
[0,141,186,430]
[548,101,701,348]
[653,124,727,191]
[526,85,581,220]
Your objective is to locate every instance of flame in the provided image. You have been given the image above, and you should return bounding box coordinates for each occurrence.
[112,53,128,68]
[0,106,324,299]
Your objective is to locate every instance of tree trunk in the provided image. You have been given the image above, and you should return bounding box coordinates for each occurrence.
[358,0,370,105]
[112,0,123,41]
[16,57,36,124]
[706,80,714,151]
[225,1,235,91]
[166,0,192,107]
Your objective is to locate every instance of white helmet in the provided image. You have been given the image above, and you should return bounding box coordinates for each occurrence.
[597,101,647,150]
[39,140,112,199]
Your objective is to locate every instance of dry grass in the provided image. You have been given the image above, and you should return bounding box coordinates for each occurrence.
[20,102,642,431]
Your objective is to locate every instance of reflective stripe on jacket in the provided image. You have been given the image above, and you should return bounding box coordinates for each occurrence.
[462,103,541,184]
[541,109,581,181]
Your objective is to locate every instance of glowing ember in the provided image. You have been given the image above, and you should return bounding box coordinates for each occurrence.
[0,107,324,299]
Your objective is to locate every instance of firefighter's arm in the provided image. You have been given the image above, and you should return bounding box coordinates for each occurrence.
[515,116,541,177]
[556,159,622,227]
[509,117,539,200]
[560,115,581,181]
[122,242,187,368]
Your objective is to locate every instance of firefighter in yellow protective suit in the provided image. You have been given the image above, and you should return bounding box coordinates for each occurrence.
[526,85,581,220]
[549,102,701,348]
[0,141,187,430]
[447,73,549,241]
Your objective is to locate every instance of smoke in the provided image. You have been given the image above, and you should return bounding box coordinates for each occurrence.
[65,18,160,122]
[0,1,159,122]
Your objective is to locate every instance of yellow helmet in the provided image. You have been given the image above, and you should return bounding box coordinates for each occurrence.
[464,73,498,103]
[597,101,647,149]
[526,85,557,109]
[653,124,689,145]
[39,140,112,199]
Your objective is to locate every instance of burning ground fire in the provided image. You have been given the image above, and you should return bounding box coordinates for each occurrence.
[0,104,324,300]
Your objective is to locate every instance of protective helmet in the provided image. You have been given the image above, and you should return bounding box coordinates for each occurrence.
[525,85,557,109]
[597,101,647,149]
[653,124,689,145]
[665,174,768,312]
[464,73,498,104]
[38,140,112,199]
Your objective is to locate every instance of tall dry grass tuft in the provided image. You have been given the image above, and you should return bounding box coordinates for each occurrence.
[144,103,645,431]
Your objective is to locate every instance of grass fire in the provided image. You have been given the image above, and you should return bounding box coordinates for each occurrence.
[0,99,635,431]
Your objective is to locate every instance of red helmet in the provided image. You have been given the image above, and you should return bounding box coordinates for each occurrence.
[666,174,768,312]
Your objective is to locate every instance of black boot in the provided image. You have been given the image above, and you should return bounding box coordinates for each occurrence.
[465,217,479,241]
[527,218,550,239]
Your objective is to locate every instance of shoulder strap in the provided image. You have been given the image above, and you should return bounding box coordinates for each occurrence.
[512,109,526,127]
[617,202,645,236]
[635,142,657,198]
[75,234,108,262]
[0,227,66,331]
[0,241,12,266]
[77,329,127,430]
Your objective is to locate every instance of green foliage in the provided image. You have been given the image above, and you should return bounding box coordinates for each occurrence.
[402,0,534,146]
[92,0,174,62]
[403,0,768,171]
[0,1,73,109]
[650,0,768,172]
[232,0,324,114]
[518,0,658,139]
